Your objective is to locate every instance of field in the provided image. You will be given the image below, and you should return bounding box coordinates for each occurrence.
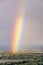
[0,52,43,65]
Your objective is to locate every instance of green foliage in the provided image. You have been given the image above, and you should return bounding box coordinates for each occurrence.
[0,53,43,65]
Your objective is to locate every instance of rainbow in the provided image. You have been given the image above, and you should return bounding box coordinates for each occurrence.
[11,2,27,53]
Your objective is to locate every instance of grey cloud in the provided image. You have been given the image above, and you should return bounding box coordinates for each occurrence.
[0,0,43,51]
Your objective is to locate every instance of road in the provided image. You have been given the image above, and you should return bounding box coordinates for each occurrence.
[0,59,28,63]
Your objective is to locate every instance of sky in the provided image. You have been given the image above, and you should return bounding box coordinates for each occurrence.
[0,0,43,51]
